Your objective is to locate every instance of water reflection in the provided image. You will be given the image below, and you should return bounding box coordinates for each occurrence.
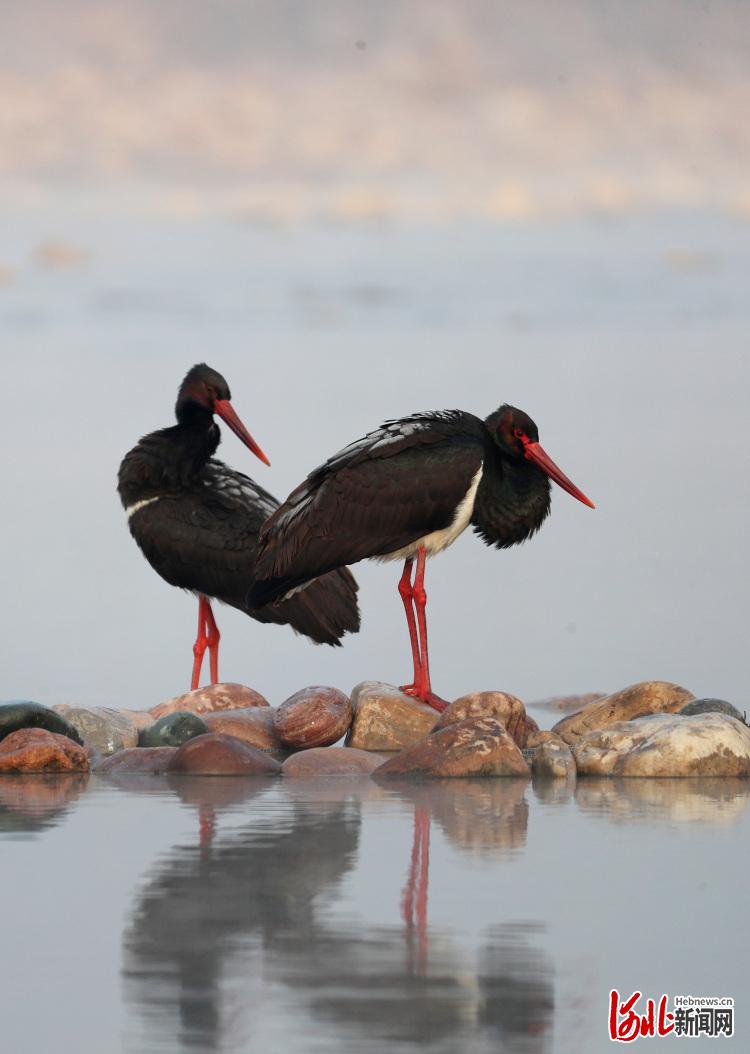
[0,773,89,838]
[122,779,552,1053]
[575,777,750,826]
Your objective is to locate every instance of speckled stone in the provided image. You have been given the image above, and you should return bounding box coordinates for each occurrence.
[274,687,353,749]
[139,711,209,748]
[150,683,269,720]
[282,746,383,778]
[166,733,282,776]
[432,691,530,747]
[0,701,83,745]
[346,681,436,751]
[0,727,89,773]
[552,681,695,745]
[678,698,747,724]
[532,740,577,780]
[95,747,176,775]
[54,705,138,755]
[203,709,283,752]
[574,712,750,777]
[526,730,568,750]
[373,717,530,779]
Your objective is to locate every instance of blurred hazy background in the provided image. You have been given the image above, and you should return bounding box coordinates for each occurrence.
[1,1,748,710]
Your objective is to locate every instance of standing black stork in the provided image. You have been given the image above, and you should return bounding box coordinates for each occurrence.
[117,364,360,690]
[249,405,593,710]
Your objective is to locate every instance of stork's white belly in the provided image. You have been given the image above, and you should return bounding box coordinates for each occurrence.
[378,464,484,562]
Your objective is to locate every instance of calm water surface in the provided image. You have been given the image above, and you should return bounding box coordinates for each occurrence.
[1,770,747,1053]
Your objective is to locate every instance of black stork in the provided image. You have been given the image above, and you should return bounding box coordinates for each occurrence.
[249,405,593,710]
[117,364,360,690]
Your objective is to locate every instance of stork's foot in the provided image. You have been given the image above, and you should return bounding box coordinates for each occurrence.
[399,684,449,713]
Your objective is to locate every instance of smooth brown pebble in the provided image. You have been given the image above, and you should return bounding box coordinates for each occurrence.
[166,733,281,776]
[433,691,530,747]
[552,681,695,745]
[151,683,269,720]
[95,747,176,775]
[373,717,530,779]
[283,746,383,778]
[203,709,282,752]
[274,687,352,749]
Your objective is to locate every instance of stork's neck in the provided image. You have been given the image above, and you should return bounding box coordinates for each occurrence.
[472,442,551,549]
[117,412,221,507]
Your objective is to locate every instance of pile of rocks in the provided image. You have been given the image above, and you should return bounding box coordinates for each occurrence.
[0,680,747,781]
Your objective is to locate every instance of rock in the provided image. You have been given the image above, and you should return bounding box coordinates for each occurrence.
[116,709,154,731]
[139,711,209,748]
[678,698,747,724]
[166,733,282,776]
[95,747,176,775]
[525,714,540,739]
[373,717,530,779]
[530,692,607,713]
[203,709,283,752]
[552,681,695,745]
[274,686,353,749]
[433,691,530,747]
[0,727,89,773]
[0,701,84,745]
[526,730,568,749]
[150,683,269,720]
[53,705,138,755]
[574,713,750,777]
[282,746,383,778]
[532,740,576,780]
[346,681,437,751]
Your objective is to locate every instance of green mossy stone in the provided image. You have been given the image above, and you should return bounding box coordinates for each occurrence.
[139,711,209,748]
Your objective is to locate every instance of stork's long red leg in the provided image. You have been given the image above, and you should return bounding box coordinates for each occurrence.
[191,596,209,690]
[397,558,422,694]
[204,599,221,685]
[410,547,449,712]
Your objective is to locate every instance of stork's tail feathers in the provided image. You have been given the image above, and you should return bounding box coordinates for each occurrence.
[248,567,360,646]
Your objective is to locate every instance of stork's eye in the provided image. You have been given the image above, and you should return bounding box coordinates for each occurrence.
[513,428,525,440]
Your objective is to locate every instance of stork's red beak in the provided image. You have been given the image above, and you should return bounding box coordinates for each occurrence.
[214,399,270,466]
[523,442,594,508]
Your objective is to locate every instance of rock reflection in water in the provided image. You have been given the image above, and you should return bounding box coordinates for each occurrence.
[0,773,89,837]
[123,779,552,1053]
[575,777,750,826]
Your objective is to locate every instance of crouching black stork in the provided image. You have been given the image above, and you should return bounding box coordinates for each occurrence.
[249,406,593,710]
[117,364,360,689]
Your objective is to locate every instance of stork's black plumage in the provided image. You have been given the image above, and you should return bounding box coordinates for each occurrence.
[250,405,593,709]
[118,364,360,689]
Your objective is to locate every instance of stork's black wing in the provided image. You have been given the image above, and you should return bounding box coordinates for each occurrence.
[127,460,359,645]
[250,411,486,606]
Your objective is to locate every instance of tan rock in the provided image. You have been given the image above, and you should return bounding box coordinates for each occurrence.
[150,683,269,720]
[373,717,530,779]
[552,681,694,745]
[530,692,607,713]
[526,730,568,749]
[117,709,154,731]
[532,740,576,780]
[574,713,750,777]
[346,681,437,751]
[274,687,352,749]
[53,706,139,755]
[433,691,530,747]
[95,747,176,775]
[0,727,89,773]
[283,747,383,778]
[166,733,281,776]
[203,708,282,752]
